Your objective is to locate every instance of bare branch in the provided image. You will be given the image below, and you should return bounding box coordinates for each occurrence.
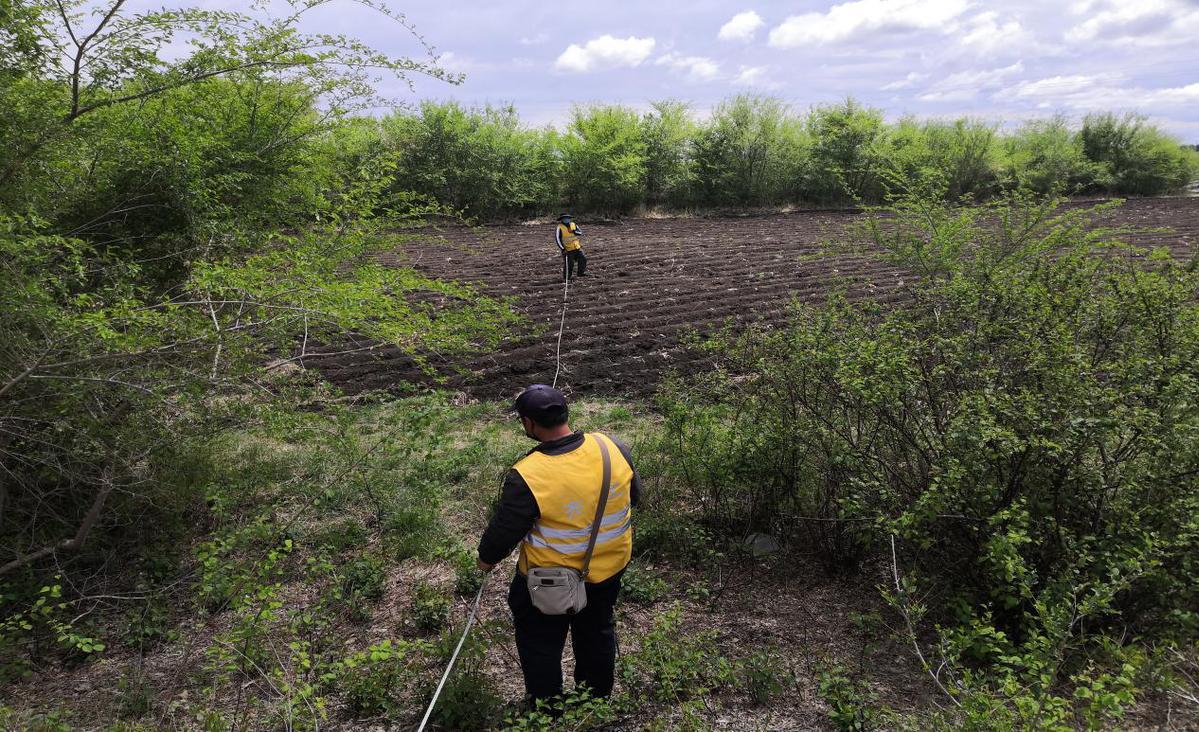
[0,479,116,576]
[890,534,962,709]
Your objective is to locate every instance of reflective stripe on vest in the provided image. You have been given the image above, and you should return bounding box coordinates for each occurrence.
[514,433,633,582]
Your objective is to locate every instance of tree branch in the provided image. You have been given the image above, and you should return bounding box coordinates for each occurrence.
[0,479,116,576]
[890,534,962,709]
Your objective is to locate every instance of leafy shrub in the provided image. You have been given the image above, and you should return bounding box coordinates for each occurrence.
[817,664,879,731]
[658,187,1199,723]
[690,95,805,207]
[641,101,696,207]
[451,550,483,596]
[331,639,427,717]
[631,503,722,566]
[0,582,107,682]
[116,668,155,719]
[0,707,72,732]
[621,562,669,605]
[309,517,368,552]
[414,629,502,729]
[559,104,648,215]
[888,118,999,200]
[383,102,558,220]
[430,666,503,730]
[618,607,733,703]
[738,650,794,706]
[383,501,441,562]
[410,583,451,634]
[339,553,387,622]
[806,99,889,203]
[501,687,617,731]
[341,554,386,602]
[1080,112,1199,195]
[1000,116,1100,193]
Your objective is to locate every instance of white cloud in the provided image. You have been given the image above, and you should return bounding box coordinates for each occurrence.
[768,0,971,47]
[519,33,548,47]
[959,12,1037,55]
[733,65,780,89]
[920,62,1025,101]
[1000,73,1121,101]
[998,74,1199,111]
[555,35,656,73]
[1065,0,1199,46]
[655,52,721,81]
[438,52,486,73]
[1150,83,1199,105]
[882,72,928,91]
[718,11,765,42]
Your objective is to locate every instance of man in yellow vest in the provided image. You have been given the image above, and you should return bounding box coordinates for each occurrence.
[477,384,639,704]
[555,213,587,281]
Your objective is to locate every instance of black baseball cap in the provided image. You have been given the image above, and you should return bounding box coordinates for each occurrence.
[514,384,569,425]
[557,213,572,221]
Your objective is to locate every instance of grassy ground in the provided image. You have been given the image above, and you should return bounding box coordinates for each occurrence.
[2,392,1191,730]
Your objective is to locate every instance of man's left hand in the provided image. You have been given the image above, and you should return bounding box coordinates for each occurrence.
[477,558,495,572]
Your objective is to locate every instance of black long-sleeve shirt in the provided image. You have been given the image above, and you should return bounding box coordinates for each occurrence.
[477,431,640,566]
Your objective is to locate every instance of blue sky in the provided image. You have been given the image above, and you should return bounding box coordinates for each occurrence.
[165,0,1199,140]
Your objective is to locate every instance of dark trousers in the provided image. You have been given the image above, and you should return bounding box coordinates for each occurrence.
[563,249,587,280]
[507,570,622,703]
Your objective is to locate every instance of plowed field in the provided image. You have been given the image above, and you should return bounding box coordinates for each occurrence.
[314,197,1199,399]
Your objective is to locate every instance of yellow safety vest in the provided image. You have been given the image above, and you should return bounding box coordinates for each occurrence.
[558,222,582,252]
[515,433,633,583]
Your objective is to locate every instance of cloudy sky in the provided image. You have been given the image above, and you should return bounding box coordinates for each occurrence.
[183,0,1199,139]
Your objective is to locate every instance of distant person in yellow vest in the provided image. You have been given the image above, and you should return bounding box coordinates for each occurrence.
[477,384,638,704]
[555,213,587,281]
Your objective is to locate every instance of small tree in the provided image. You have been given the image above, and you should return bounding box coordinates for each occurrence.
[1081,112,1199,195]
[690,94,805,207]
[641,100,696,208]
[805,98,889,203]
[1000,116,1099,194]
[559,104,647,215]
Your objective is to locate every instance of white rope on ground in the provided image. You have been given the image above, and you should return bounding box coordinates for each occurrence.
[416,575,490,732]
[551,258,571,389]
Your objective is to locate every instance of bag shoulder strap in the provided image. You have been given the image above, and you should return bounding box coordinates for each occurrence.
[580,433,613,581]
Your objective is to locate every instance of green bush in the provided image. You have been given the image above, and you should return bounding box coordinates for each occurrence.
[618,606,734,703]
[641,101,696,208]
[383,102,558,220]
[501,687,616,731]
[1080,112,1199,195]
[620,562,669,604]
[451,550,483,596]
[332,639,427,718]
[559,104,648,215]
[1000,116,1100,193]
[410,582,451,634]
[806,99,889,203]
[738,650,794,706]
[341,554,386,602]
[690,95,806,207]
[658,187,1199,724]
[888,118,999,200]
[817,664,879,731]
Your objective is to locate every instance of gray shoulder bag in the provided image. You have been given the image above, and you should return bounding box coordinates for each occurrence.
[527,435,612,616]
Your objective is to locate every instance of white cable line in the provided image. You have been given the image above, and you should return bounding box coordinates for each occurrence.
[416,576,490,732]
[552,263,571,389]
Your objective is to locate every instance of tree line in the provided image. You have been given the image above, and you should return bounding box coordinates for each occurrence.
[372,97,1199,219]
